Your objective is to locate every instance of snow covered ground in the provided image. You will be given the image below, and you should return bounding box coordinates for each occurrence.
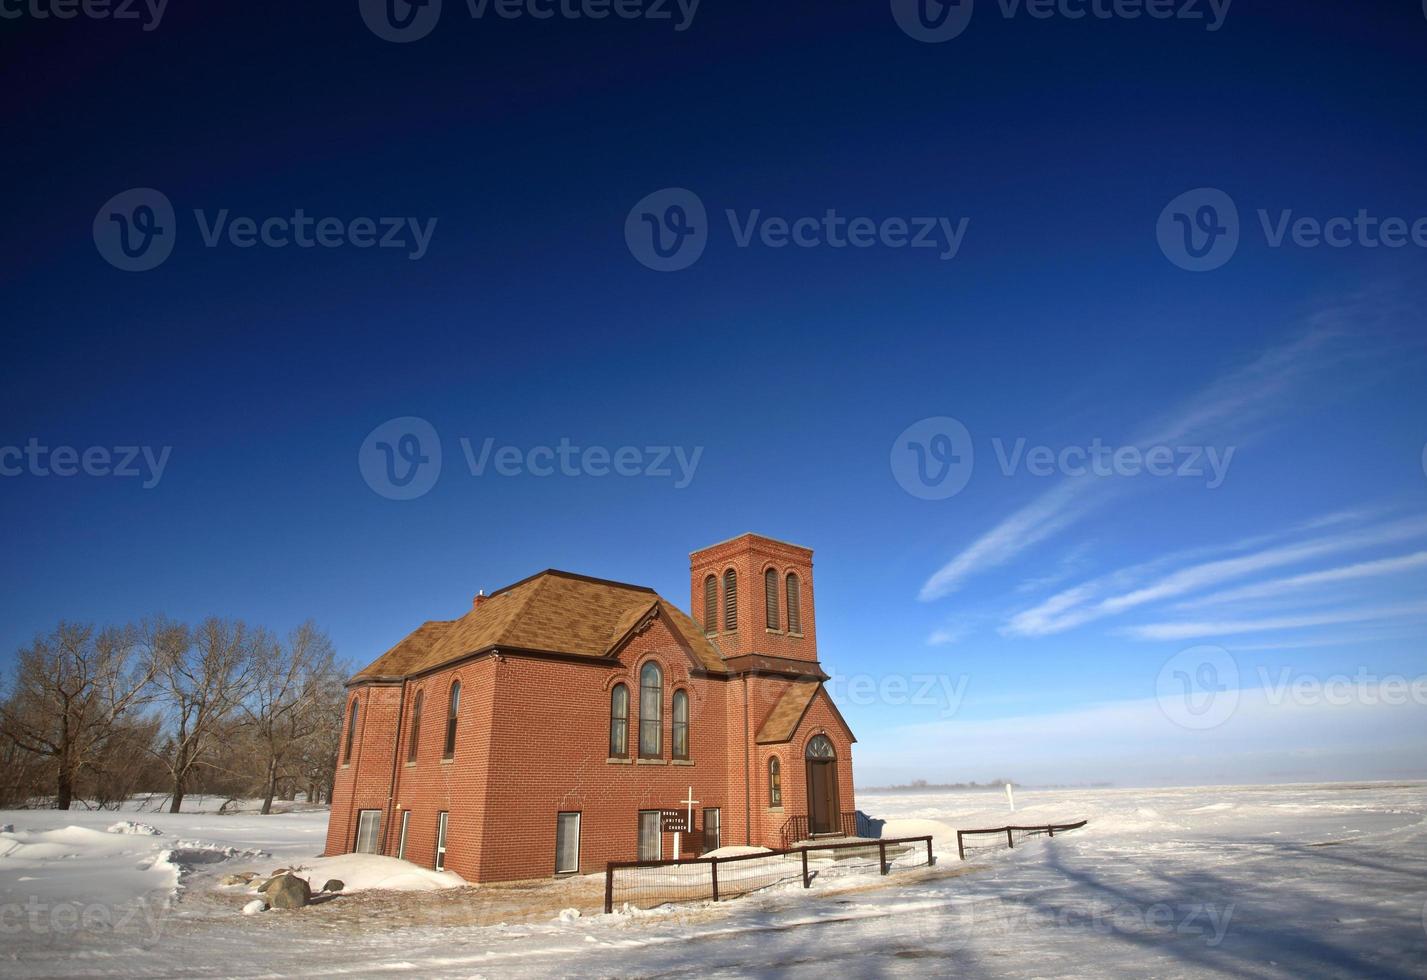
[3,782,1425,977]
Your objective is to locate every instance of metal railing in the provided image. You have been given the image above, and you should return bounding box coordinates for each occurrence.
[778,811,858,850]
[956,820,1087,860]
[605,834,934,914]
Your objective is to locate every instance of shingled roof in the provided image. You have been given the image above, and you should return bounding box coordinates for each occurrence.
[351,570,726,682]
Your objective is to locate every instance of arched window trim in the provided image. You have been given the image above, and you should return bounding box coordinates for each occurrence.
[609,683,629,759]
[763,567,780,631]
[786,572,802,635]
[443,680,461,759]
[806,733,835,759]
[672,689,690,761]
[406,690,423,763]
[343,697,359,764]
[638,661,663,759]
[722,569,738,632]
[702,575,718,636]
[768,756,782,808]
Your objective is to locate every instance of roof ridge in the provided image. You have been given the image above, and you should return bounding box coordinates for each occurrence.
[490,568,655,598]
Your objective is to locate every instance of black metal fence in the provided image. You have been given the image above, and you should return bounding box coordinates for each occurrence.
[605,835,935,914]
[956,820,1087,860]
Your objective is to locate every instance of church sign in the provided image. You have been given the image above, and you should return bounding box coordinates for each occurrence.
[660,809,689,832]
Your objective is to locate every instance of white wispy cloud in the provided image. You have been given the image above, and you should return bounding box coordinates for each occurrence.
[918,330,1339,601]
[1174,550,1427,610]
[1120,599,1427,641]
[1004,514,1427,637]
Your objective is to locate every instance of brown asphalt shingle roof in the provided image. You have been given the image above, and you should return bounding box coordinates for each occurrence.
[352,570,726,681]
[755,679,822,744]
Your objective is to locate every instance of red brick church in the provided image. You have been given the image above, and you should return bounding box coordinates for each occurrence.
[324,533,858,882]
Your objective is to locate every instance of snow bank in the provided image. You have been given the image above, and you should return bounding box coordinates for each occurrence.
[280,853,466,894]
[106,820,161,835]
[878,817,956,842]
[702,845,771,858]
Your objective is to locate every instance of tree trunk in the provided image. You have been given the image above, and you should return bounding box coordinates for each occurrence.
[169,775,185,814]
[261,756,277,815]
[56,768,74,811]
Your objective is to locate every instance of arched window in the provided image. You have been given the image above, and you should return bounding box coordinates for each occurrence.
[723,569,738,631]
[806,734,835,759]
[639,662,662,758]
[443,681,461,759]
[769,757,782,807]
[672,690,689,760]
[343,697,359,764]
[703,575,718,635]
[609,683,629,758]
[786,573,802,634]
[406,690,423,763]
[764,568,780,630]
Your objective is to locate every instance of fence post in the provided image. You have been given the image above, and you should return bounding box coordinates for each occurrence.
[802,847,810,888]
[604,865,614,915]
[926,837,935,867]
[1006,828,1015,849]
[957,831,966,861]
[878,840,888,875]
[711,859,719,903]
[1048,826,1055,838]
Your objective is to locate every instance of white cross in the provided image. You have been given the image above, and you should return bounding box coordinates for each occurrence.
[674,785,700,863]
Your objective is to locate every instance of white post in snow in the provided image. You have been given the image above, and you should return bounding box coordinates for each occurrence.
[1006,783,1015,812]
[676,785,699,863]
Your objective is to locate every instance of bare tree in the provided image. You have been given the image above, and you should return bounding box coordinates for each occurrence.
[146,617,258,813]
[0,622,157,809]
[240,621,340,814]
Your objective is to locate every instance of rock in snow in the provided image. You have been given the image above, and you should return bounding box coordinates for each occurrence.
[240,899,267,916]
[264,874,311,910]
[322,879,344,893]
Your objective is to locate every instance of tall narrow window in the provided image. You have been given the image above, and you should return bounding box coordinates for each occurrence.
[702,808,721,853]
[638,810,661,861]
[435,811,449,871]
[723,570,738,631]
[444,681,461,758]
[769,757,782,807]
[406,690,423,763]
[555,812,581,874]
[764,568,780,630]
[672,690,689,760]
[609,683,629,758]
[703,575,717,635]
[786,573,802,634]
[639,662,662,758]
[343,698,358,764]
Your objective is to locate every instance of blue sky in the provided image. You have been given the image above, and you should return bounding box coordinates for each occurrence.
[1,1,1425,787]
